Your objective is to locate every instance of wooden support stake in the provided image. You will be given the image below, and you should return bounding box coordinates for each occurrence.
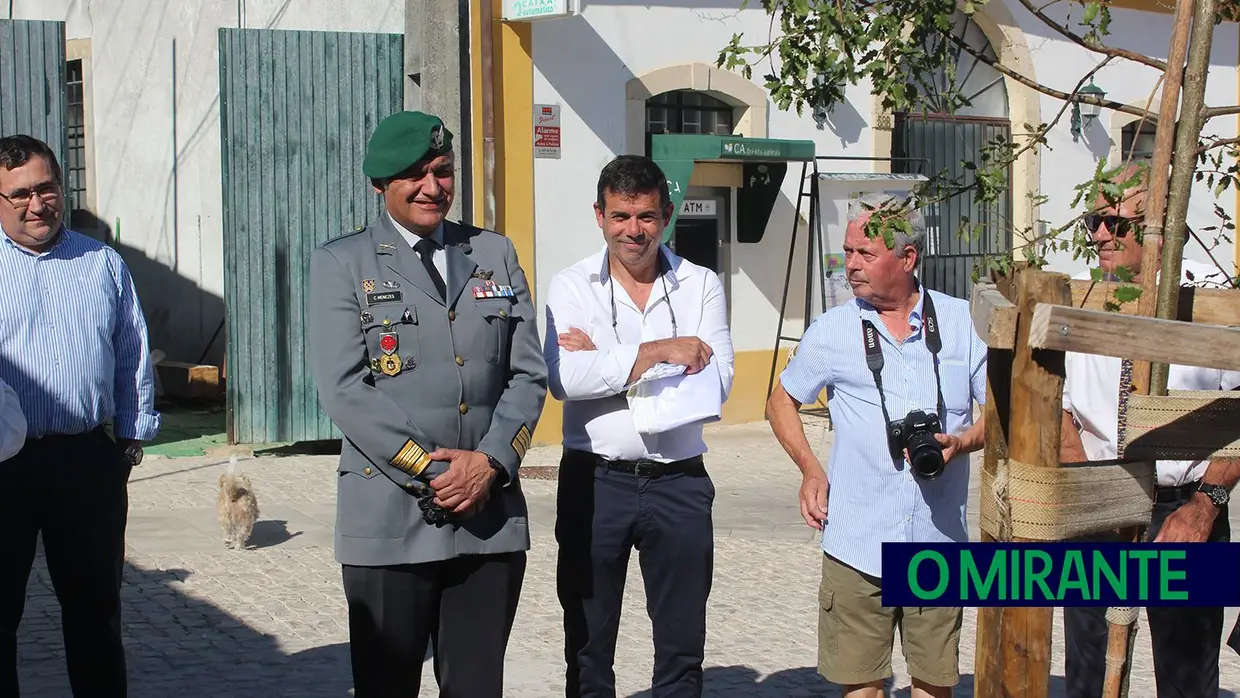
[975,269,1071,698]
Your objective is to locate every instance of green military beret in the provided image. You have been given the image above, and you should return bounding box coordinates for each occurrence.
[362,111,454,179]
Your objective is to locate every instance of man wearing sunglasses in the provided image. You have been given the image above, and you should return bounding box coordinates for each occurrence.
[1059,162,1240,698]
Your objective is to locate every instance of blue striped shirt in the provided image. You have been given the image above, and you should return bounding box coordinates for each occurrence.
[780,286,987,579]
[0,227,160,441]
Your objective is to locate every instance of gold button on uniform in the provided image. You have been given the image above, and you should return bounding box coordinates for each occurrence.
[459,403,469,415]
[456,356,464,366]
[363,467,372,475]
[499,309,508,318]
[449,310,456,321]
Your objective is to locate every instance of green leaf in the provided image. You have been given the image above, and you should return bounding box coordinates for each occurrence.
[1113,286,1142,303]
[1082,2,1099,24]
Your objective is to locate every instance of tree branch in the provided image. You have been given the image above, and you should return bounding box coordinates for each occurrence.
[940,28,1157,120]
[1016,0,1168,71]
[1196,136,1240,155]
[1204,105,1240,119]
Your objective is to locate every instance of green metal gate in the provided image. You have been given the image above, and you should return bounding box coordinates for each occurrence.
[219,27,404,444]
[0,20,67,171]
[893,113,1012,300]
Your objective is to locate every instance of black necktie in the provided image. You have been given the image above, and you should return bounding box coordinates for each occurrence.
[413,237,446,301]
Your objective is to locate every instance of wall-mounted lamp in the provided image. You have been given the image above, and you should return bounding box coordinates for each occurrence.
[1071,77,1106,142]
[811,74,829,130]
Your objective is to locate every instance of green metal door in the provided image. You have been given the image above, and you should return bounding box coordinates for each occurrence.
[0,20,67,169]
[219,27,404,444]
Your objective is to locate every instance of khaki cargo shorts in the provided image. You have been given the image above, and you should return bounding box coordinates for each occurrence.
[817,553,962,687]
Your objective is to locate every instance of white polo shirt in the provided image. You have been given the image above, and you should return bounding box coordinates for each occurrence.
[1063,259,1240,487]
[542,244,735,462]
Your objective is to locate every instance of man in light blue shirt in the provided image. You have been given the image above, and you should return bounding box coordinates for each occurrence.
[766,193,986,698]
[0,134,160,696]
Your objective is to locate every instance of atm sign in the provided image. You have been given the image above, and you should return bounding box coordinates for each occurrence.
[679,199,717,217]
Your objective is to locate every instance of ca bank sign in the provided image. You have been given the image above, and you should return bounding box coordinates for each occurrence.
[503,0,575,21]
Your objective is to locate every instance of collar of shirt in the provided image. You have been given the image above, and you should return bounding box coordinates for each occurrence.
[1,223,72,259]
[853,279,928,344]
[387,215,446,278]
[387,214,443,248]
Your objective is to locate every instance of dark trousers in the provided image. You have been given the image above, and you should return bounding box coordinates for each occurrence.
[342,551,526,698]
[0,429,131,698]
[555,449,716,698]
[1064,485,1230,698]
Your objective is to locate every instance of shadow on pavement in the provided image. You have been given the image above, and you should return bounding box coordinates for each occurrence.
[17,553,355,697]
[621,668,1084,697]
[625,666,826,697]
[248,519,304,549]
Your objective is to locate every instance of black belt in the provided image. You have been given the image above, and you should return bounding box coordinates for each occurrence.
[565,449,704,478]
[1155,480,1202,503]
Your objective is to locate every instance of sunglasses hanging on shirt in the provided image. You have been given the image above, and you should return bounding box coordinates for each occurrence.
[607,250,678,344]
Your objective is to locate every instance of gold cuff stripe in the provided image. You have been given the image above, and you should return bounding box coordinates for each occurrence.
[391,439,431,476]
[512,424,532,461]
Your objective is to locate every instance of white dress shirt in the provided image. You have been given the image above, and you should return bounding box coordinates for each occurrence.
[389,214,446,280]
[543,244,735,462]
[0,376,28,462]
[1064,259,1240,487]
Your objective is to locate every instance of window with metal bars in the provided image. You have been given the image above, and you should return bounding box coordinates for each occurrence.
[644,90,735,155]
[66,58,89,226]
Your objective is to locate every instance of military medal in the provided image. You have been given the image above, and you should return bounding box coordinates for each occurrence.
[379,354,403,376]
[379,332,399,355]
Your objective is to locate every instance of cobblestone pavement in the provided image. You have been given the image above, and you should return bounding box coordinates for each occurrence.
[15,418,1240,696]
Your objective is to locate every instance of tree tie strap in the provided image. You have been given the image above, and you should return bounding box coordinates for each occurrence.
[979,459,1156,541]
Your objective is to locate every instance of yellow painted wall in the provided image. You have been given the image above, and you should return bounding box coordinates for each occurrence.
[530,347,817,445]
[469,0,535,275]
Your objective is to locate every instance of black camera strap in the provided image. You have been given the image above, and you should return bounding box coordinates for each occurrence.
[860,289,947,434]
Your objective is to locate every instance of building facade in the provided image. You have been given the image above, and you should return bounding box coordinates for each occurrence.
[7,0,1238,446]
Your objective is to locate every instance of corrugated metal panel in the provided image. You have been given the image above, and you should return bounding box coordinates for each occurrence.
[893,113,1012,300]
[219,27,404,444]
[0,20,67,168]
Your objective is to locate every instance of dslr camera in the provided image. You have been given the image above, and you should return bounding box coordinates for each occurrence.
[887,410,946,480]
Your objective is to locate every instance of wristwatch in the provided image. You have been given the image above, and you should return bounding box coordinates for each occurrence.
[486,454,509,486]
[1197,481,1230,508]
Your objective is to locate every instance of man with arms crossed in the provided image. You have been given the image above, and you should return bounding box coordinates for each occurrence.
[766,193,987,698]
[544,154,734,697]
[1059,163,1240,698]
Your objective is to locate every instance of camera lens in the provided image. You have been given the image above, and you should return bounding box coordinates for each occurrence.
[907,432,946,480]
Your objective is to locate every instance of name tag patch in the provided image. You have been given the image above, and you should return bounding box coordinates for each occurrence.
[367,290,404,305]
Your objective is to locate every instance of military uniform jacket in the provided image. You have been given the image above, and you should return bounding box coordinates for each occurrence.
[308,215,548,567]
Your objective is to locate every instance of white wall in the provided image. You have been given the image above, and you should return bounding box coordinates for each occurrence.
[531,3,877,354]
[14,0,404,365]
[1006,1,1240,278]
[532,2,1240,357]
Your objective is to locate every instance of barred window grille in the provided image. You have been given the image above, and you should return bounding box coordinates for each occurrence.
[66,59,88,223]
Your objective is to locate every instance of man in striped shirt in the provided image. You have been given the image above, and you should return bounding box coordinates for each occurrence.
[766,193,987,698]
[0,134,160,696]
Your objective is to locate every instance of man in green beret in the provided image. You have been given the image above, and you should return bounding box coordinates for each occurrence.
[307,110,548,697]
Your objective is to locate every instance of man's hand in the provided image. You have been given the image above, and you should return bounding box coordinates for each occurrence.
[558,327,596,352]
[116,438,143,467]
[654,337,713,374]
[427,449,498,515]
[799,469,829,530]
[1154,494,1218,543]
[933,433,964,464]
